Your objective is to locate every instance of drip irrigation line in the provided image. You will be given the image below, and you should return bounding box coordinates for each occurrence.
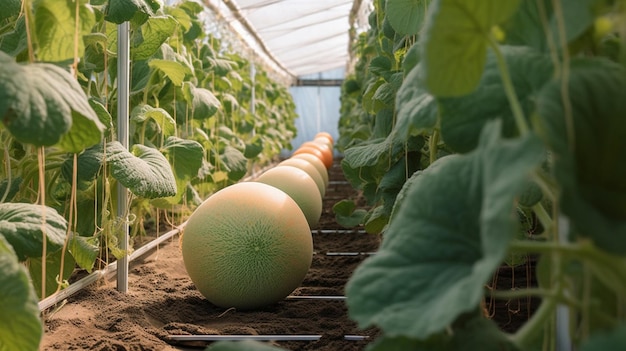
[39,225,183,312]
[325,252,375,256]
[167,334,369,342]
[286,295,345,300]
[312,229,367,234]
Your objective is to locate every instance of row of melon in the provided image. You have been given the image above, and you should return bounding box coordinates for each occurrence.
[181,132,335,310]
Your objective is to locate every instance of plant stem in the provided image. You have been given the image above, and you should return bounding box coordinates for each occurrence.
[429,129,439,165]
[532,202,553,237]
[488,287,552,300]
[487,36,530,136]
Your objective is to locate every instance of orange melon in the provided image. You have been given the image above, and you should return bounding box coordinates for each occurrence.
[255,166,322,228]
[181,182,313,309]
[300,141,333,169]
[293,145,333,169]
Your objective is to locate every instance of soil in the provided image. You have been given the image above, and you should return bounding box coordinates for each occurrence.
[40,158,538,351]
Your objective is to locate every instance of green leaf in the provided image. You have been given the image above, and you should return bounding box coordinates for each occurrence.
[182,82,221,119]
[536,58,626,255]
[206,340,287,351]
[346,120,544,338]
[386,0,431,35]
[104,0,160,24]
[395,63,438,136]
[580,324,626,351]
[57,110,107,153]
[422,0,521,96]
[333,200,367,228]
[68,233,99,273]
[89,99,114,138]
[0,203,67,262]
[131,104,176,138]
[132,16,177,61]
[363,205,389,234]
[0,16,28,56]
[0,177,22,203]
[0,236,42,351]
[243,136,264,159]
[107,141,177,199]
[221,146,248,181]
[0,52,103,147]
[0,0,22,22]
[501,0,552,52]
[61,144,104,187]
[34,0,96,62]
[148,59,191,86]
[439,46,553,153]
[161,136,204,180]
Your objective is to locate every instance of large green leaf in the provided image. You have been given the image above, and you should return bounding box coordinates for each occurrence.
[132,16,178,61]
[0,236,42,351]
[0,0,22,22]
[221,146,248,181]
[346,120,544,338]
[439,46,553,153]
[0,203,67,262]
[131,104,176,138]
[386,0,431,35]
[421,0,521,96]
[395,63,438,136]
[501,0,552,52]
[107,141,177,199]
[0,16,28,56]
[61,144,105,187]
[182,82,221,119]
[333,200,367,228]
[148,59,191,86]
[161,136,204,180]
[34,0,96,62]
[0,52,103,147]
[104,0,160,24]
[536,58,626,255]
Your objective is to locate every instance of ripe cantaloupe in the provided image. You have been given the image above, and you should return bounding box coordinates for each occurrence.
[255,166,322,228]
[278,158,326,197]
[181,182,313,309]
[291,153,329,188]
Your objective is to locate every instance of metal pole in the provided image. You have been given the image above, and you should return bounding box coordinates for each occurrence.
[116,21,130,293]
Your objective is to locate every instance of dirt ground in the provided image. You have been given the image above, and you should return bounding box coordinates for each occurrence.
[40,159,537,351]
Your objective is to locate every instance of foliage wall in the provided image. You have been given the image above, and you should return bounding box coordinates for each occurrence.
[0,1,298,349]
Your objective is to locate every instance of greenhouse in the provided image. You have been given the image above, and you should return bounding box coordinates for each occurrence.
[1,0,626,350]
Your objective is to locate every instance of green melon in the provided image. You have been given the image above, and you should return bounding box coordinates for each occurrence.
[255,165,323,228]
[181,182,313,309]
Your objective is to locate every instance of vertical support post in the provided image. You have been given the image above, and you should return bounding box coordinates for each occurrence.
[116,21,130,293]
[316,72,322,135]
[556,215,571,351]
[250,63,256,116]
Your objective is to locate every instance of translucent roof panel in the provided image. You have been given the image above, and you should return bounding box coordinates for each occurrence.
[204,0,371,78]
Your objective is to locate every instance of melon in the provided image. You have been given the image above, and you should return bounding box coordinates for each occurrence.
[278,158,326,197]
[255,166,322,228]
[181,182,313,309]
[291,153,329,188]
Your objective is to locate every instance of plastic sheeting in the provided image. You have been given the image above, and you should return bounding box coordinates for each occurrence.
[203,0,372,78]
[284,67,344,156]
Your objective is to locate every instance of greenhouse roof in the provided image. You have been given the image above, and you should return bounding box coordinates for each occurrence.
[202,0,373,79]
